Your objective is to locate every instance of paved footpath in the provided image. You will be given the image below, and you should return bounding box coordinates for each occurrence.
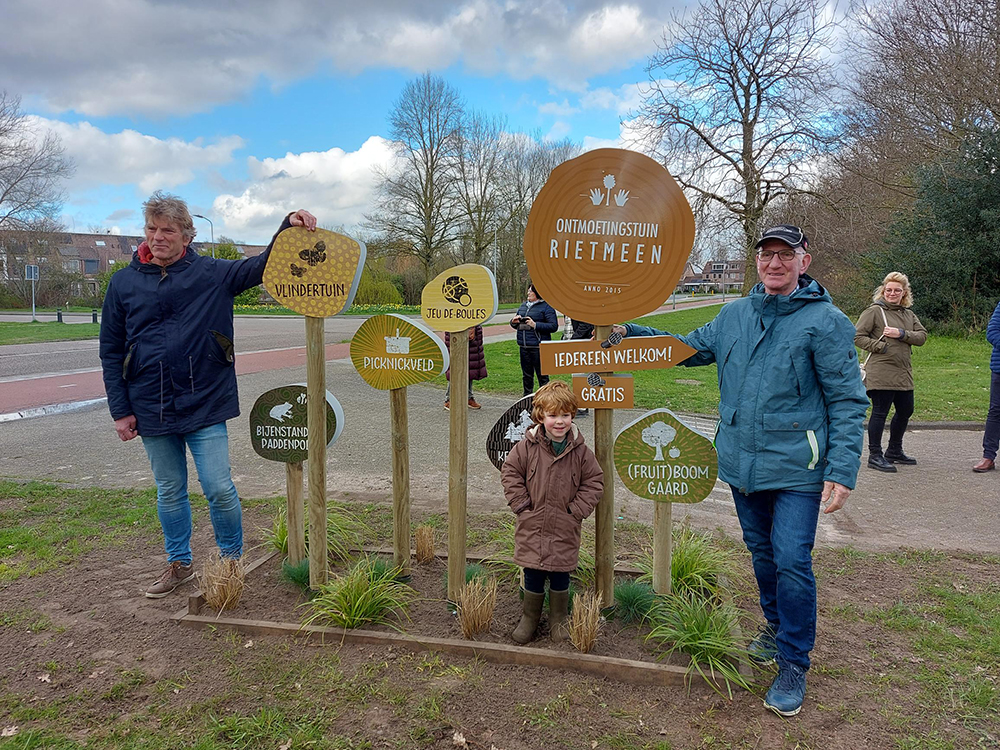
[1,297,997,555]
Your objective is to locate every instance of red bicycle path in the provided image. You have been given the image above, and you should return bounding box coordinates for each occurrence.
[0,299,726,415]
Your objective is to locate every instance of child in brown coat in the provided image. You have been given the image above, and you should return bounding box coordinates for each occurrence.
[501,381,604,643]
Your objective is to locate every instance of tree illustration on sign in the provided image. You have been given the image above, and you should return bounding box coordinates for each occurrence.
[642,420,676,461]
[603,174,616,205]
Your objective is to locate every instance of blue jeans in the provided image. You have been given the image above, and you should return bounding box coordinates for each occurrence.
[983,371,1000,460]
[730,486,820,670]
[142,422,243,564]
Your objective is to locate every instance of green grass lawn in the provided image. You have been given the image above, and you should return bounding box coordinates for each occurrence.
[0,321,101,345]
[474,305,994,422]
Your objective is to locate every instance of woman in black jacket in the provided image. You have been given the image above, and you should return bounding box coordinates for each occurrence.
[509,283,559,395]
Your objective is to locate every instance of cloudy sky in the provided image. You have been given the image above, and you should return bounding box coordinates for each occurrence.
[3,0,681,244]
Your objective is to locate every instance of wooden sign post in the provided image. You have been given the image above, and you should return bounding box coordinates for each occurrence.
[524,148,695,607]
[263,227,365,589]
[421,264,498,602]
[350,314,449,578]
[614,409,718,594]
[249,384,344,566]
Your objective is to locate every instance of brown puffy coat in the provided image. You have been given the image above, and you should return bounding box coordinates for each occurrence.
[501,423,604,572]
[854,302,927,391]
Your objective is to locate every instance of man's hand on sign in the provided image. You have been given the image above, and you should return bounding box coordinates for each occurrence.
[611,324,628,338]
[288,210,318,231]
[821,481,850,514]
[115,415,138,442]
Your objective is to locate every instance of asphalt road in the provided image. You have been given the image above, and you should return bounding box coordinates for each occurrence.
[2,300,998,555]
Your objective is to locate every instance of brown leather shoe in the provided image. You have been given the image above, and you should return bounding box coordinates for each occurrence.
[145,561,194,598]
[443,401,449,411]
[468,398,481,409]
[973,458,995,473]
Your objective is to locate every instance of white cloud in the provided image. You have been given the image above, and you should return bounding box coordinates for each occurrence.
[538,99,580,117]
[212,136,395,241]
[580,82,646,116]
[1,1,676,116]
[545,121,573,141]
[28,117,244,194]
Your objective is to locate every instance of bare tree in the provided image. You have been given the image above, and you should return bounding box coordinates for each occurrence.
[453,110,510,268]
[367,74,464,283]
[0,91,73,231]
[633,0,839,293]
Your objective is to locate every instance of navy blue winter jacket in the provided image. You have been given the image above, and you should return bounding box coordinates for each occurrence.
[99,216,291,436]
[509,299,559,348]
[988,300,1000,373]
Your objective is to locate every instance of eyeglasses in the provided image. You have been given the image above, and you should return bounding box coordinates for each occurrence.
[756,248,804,262]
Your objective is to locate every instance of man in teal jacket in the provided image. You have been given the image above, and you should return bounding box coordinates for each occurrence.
[613,225,867,717]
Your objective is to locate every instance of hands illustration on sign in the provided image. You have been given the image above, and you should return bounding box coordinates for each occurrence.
[589,188,604,206]
[614,189,630,206]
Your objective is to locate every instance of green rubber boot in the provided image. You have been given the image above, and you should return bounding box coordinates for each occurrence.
[512,590,545,644]
[549,588,570,643]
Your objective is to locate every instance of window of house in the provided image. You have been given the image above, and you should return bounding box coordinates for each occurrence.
[84,259,99,274]
[95,241,106,247]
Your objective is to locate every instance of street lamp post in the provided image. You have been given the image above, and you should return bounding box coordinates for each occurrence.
[192,213,215,258]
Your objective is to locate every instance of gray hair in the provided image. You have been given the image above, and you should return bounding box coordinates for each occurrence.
[143,191,196,241]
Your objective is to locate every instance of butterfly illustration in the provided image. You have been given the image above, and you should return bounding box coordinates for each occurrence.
[290,263,306,277]
[299,241,326,266]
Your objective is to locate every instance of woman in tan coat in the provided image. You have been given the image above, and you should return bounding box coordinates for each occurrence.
[854,272,928,472]
[501,381,603,644]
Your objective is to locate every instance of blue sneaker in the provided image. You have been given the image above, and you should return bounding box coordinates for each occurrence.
[764,657,806,716]
[747,624,777,666]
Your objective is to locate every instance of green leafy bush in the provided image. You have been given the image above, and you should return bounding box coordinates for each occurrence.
[301,556,416,629]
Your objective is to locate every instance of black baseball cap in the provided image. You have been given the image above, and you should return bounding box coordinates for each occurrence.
[755,224,809,251]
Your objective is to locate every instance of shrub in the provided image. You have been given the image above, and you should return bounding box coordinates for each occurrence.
[198,554,246,611]
[301,556,415,629]
[280,558,310,591]
[569,590,603,653]
[415,524,435,563]
[456,576,498,639]
[636,527,731,601]
[613,579,656,624]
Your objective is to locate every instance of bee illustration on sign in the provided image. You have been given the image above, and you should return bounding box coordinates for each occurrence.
[442,276,472,307]
[588,173,631,207]
[384,329,411,355]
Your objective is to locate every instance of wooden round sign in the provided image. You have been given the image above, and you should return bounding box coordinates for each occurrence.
[350,313,449,390]
[420,263,498,333]
[263,227,366,317]
[523,149,694,325]
[614,409,717,503]
[249,384,344,463]
[485,394,535,471]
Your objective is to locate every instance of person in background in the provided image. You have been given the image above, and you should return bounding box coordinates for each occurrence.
[501,381,603,644]
[100,191,317,598]
[510,283,558,396]
[854,272,927,472]
[973,300,1000,472]
[569,318,595,416]
[444,325,486,410]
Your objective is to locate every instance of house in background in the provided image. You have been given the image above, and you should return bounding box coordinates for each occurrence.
[677,258,746,294]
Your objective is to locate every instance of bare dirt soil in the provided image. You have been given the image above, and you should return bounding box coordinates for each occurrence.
[2,501,998,749]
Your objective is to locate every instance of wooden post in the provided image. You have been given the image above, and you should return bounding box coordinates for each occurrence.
[652,501,672,595]
[593,324,616,609]
[305,315,328,589]
[390,387,411,580]
[285,461,305,565]
[447,329,470,603]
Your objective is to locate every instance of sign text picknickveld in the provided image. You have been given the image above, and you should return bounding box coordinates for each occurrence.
[539,336,697,375]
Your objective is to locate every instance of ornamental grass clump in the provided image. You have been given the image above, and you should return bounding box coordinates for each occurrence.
[280,558,310,591]
[415,524,435,563]
[199,554,246,612]
[301,556,415,630]
[456,576,498,639]
[263,506,368,563]
[636,526,731,601]
[613,578,657,624]
[569,590,603,653]
[645,594,752,698]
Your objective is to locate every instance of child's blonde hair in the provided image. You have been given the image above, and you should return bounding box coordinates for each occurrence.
[531,381,578,423]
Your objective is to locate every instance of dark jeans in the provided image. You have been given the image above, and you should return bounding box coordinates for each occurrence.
[519,346,549,396]
[523,568,570,593]
[984,371,1000,460]
[866,389,914,454]
[730,486,821,670]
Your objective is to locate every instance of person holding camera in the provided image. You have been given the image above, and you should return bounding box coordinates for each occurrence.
[510,283,559,396]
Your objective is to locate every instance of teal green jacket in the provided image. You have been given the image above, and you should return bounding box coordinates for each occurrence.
[625,276,867,494]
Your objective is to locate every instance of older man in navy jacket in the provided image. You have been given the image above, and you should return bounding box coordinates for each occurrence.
[100,191,316,598]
